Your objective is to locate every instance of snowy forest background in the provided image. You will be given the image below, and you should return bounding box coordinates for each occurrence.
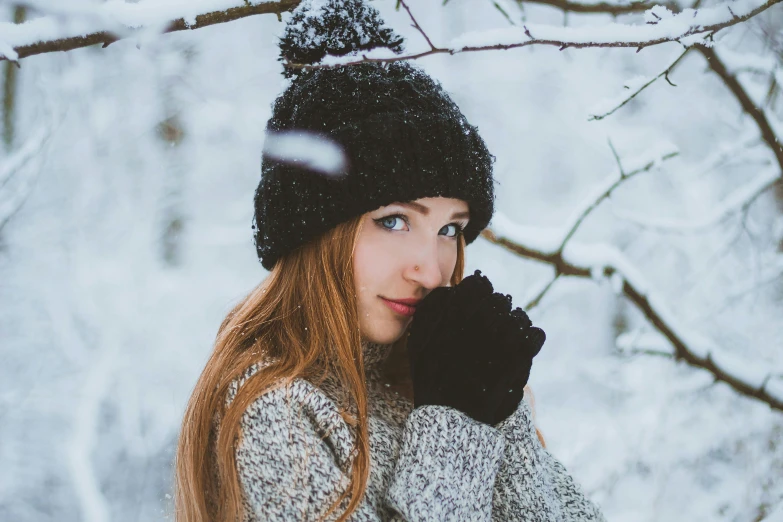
[1,0,782,520]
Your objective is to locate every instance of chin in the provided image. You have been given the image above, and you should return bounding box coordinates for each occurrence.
[362,322,409,345]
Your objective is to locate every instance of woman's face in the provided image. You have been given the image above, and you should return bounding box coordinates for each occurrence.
[353,196,470,345]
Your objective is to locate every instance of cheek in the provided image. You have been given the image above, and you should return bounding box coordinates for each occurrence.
[438,242,459,281]
[353,228,396,297]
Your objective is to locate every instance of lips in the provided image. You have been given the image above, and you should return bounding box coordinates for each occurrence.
[381,297,417,317]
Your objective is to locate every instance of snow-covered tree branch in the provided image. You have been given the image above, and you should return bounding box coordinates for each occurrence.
[481,219,783,411]
[506,0,680,15]
[516,0,783,178]
[2,0,782,519]
[481,137,783,413]
[1,0,780,68]
[0,0,301,63]
[490,0,783,418]
[292,0,782,69]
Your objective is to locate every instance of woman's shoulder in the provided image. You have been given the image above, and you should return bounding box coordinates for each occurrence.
[226,359,358,468]
[226,359,342,420]
[225,359,277,408]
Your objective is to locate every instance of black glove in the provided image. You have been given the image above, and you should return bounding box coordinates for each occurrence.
[406,269,546,426]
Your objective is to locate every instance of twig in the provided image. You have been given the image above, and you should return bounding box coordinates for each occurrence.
[398,0,436,50]
[490,0,518,26]
[499,148,678,307]
[588,48,690,121]
[524,273,561,309]
[558,148,679,250]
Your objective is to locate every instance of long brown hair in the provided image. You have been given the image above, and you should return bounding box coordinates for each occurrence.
[173,212,466,522]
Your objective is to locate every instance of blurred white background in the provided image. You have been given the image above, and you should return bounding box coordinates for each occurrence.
[0,0,782,520]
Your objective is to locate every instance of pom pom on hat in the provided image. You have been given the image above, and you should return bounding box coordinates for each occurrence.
[279,0,405,76]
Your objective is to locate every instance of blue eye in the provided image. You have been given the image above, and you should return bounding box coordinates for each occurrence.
[441,224,463,238]
[375,215,407,231]
[373,214,465,239]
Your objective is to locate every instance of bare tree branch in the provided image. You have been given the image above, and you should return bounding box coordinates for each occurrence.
[695,43,783,174]
[477,136,780,411]
[0,0,301,63]
[480,226,783,412]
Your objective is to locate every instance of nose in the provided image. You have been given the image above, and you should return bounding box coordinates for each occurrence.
[404,243,443,290]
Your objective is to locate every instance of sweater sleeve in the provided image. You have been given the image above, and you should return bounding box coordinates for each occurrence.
[491,398,607,522]
[386,405,507,521]
[234,378,506,522]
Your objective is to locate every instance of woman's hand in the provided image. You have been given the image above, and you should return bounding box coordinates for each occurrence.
[406,269,546,426]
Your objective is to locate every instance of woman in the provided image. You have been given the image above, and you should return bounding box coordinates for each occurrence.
[174,0,607,520]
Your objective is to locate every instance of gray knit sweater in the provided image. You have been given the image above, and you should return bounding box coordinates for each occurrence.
[226,341,607,521]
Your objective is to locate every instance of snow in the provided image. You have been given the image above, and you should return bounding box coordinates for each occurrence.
[0,126,51,226]
[489,211,563,253]
[765,378,783,405]
[610,272,624,295]
[262,129,348,177]
[451,0,768,49]
[718,46,778,73]
[0,126,49,186]
[491,144,679,258]
[1,0,782,521]
[587,73,659,119]
[612,165,781,232]
[616,329,674,355]
[710,349,771,390]
[0,0,274,58]
[761,502,783,522]
[319,45,401,65]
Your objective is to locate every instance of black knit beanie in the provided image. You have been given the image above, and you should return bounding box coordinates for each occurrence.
[253,0,497,271]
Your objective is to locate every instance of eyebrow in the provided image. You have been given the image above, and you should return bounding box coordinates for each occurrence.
[396,201,470,220]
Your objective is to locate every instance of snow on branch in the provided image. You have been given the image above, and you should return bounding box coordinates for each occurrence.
[490,143,678,310]
[294,0,782,70]
[517,0,681,15]
[524,0,783,185]
[0,0,301,63]
[481,143,783,412]
[481,224,783,412]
